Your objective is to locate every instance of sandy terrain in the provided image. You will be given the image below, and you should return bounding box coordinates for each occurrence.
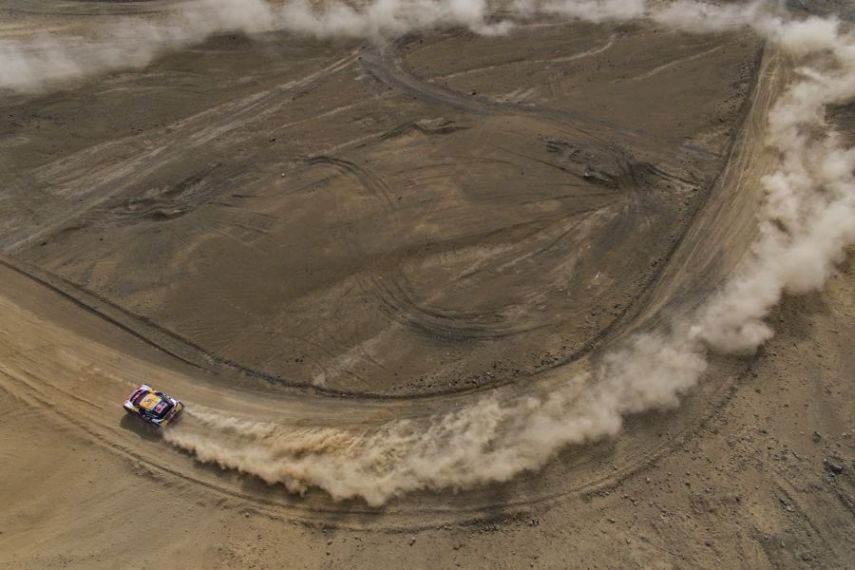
[0,1,853,568]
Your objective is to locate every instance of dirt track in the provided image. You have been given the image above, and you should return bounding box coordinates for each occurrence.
[1,1,854,568]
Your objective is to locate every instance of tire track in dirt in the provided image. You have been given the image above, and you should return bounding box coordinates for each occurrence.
[0,42,770,402]
[360,37,719,160]
[0,53,358,252]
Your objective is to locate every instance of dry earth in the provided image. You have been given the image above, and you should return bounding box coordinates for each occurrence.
[0,1,853,568]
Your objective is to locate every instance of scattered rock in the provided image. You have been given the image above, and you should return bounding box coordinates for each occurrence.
[812,431,823,443]
[824,458,845,475]
[778,497,795,513]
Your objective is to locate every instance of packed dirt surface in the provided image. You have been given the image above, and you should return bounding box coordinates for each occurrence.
[1,1,854,568]
[1,18,761,396]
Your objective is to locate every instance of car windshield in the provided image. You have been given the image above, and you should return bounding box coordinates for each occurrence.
[131,390,149,406]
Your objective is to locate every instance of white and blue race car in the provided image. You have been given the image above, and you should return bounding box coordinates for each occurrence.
[123,384,184,427]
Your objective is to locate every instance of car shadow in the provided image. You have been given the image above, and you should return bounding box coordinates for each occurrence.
[119,413,164,441]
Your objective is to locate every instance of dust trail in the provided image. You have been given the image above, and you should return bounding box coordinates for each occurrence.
[2,0,762,92]
[0,0,510,92]
[0,0,282,92]
[4,0,851,505]
[160,1,855,506]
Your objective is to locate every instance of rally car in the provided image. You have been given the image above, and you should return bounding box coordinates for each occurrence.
[123,384,184,427]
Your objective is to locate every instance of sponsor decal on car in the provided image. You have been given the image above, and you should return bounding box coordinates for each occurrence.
[139,393,160,411]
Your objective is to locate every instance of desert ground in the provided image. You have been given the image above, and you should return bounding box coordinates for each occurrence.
[0,0,854,568]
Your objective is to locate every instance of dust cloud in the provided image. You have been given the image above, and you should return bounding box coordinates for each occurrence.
[164,1,855,506]
[0,0,282,91]
[0,0,508,92]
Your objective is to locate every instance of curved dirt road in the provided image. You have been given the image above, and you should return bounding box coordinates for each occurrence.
[0,25,784,518]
